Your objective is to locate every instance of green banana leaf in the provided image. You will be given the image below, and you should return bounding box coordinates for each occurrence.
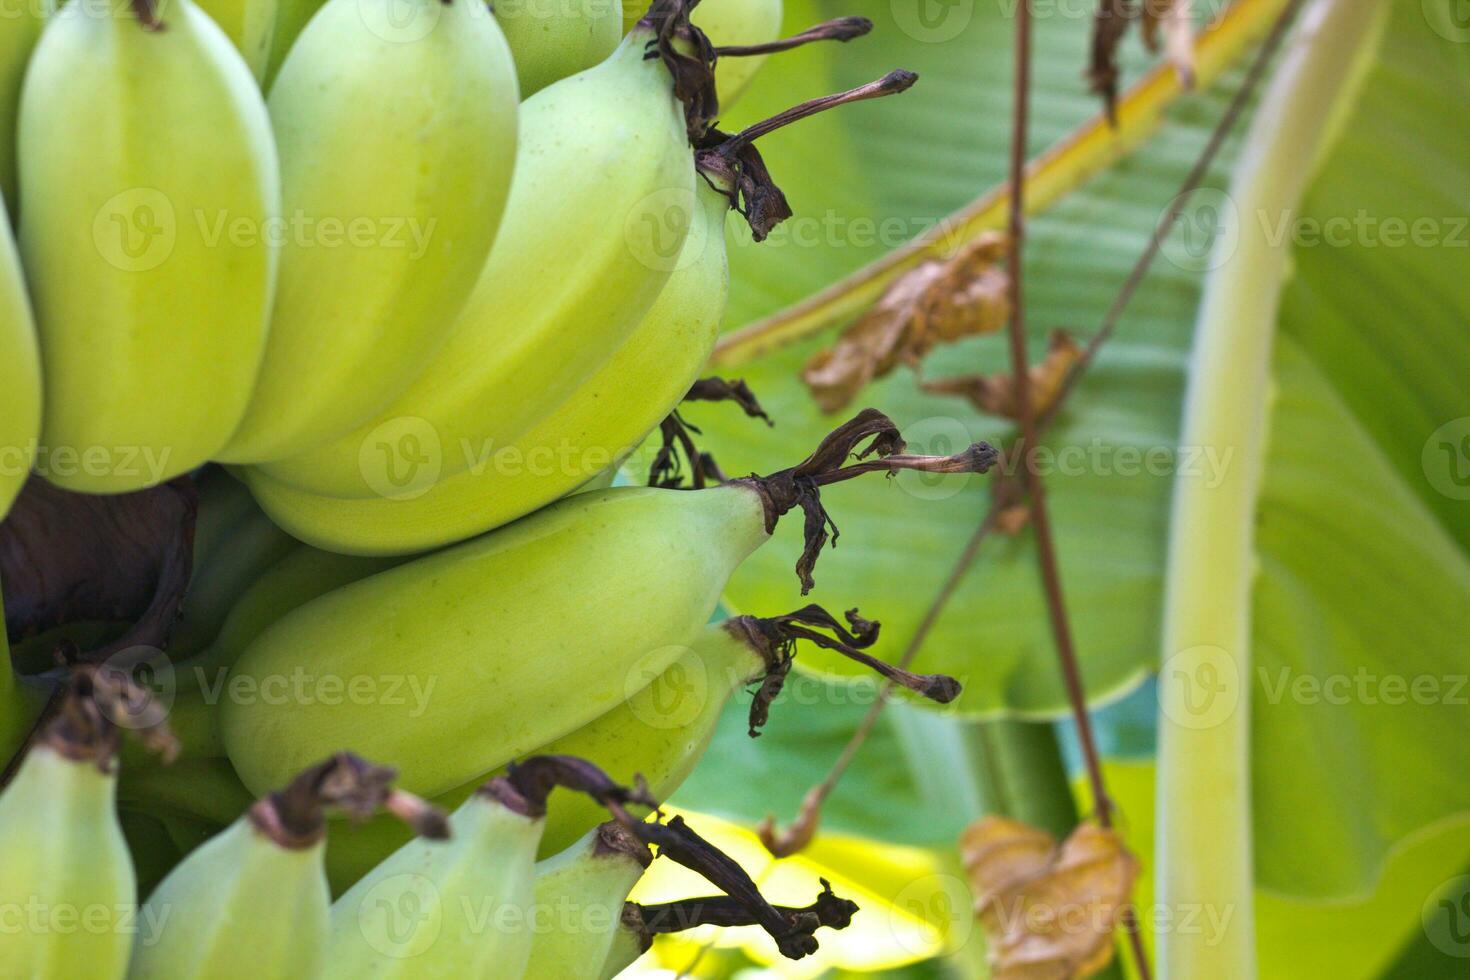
[685,0,1266,715]
[685,0,1470,905]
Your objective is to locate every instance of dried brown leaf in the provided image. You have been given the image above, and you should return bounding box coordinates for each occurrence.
[920,331,1083,422]
[961,817,1139,980]
[801,233,1009,413]
[1088,0,1135,123]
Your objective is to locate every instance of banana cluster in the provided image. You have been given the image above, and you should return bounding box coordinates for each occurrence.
[0,1,1000,976]
[0,0,785,526]
[5,668,863,979]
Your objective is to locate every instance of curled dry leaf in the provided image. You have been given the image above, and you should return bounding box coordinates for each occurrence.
[961,816,1140,980]
[758,783,824,858]
[920,330,1083,423]
[800,233,1009,414]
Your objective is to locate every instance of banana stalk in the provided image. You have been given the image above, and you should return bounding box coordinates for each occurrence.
[1156,0,1389,976]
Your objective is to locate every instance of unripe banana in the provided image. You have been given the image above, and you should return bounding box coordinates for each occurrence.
[196,0,278,79]
[0,0,52,214]
[168,474,297,659]
[173,542,402,695]
[132,818,326,980]
[223,484,766,798]
[18,0,279,494]
[320,604,953,890]
[222,412,989,801]
[0,668,176,979]
[253,18,701,498]
[119,810,183,901]
[600,909,652,977]
[524,823,652,978]
[695,0,783,107]
[496,0,622,97]
[131,753,444,980]
[0,195,39,519]
[217,0,519,464]
[0,743,135,978]
[242,178,733,556]
[260,0,322,84]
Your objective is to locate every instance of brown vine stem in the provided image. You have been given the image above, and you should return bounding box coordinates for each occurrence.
[760,0,1306,974]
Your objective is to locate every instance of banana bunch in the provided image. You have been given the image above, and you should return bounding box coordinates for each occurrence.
[0,2,985,975]
[242,66,909,556]
[130,752,448,980]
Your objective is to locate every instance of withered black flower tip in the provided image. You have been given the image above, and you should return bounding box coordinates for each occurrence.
[882,69,921,94]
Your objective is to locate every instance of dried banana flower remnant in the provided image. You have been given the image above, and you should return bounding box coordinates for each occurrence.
[1143,0,1196,89]
[961,816,1140,980]
[1090,0,1196,123]
[921,330,1083,423]
[801,233,1010,413]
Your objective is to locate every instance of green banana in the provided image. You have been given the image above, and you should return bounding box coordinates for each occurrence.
[0,669,175,978]
[326,758,639,978]
[130,753,445,980]
[0,192,39,519]
[524,823,652,978]
[218,0,520,464]
[497,0,623,98]
[196,0,278,79]
[221,412,990,801]
[319,604,955,891]
[242,71,917,554]
[259,0,322,84]
[0,0,52,214]
[18,0,279,494]
[696,0,783,107]
[253,12,707,499]
[173,540,402,696]
[168,473,298,659]
[0,742,135,977]
[119,810,184,901]
[599,914,649,979]
[242,178,732,555]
